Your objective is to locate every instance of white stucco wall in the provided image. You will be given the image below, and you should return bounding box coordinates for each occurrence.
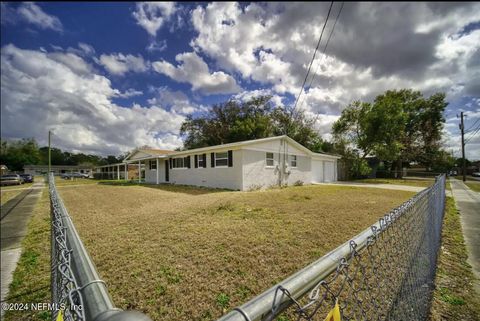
[144,159,166,184]
[167,150,243,190]
[241,139,312,190]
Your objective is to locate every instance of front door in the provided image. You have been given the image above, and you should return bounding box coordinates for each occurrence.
[165,159,169,182]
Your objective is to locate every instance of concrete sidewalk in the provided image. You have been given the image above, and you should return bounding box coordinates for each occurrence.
[1,181,44,318]
[450,178,480,294]
[314,181,425,192]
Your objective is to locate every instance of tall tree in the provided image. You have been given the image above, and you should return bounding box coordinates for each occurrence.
[333,89,447,177]
[180,95,330,152]
[0,138,41,171]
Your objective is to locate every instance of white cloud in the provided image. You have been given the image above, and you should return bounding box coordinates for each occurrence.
[17,2,63,32]
[146,39,167,52]
[116,88,143,98]
[152,52,241,95]
[147,87,204,114]
[132,2,176,36]
[233,89,284,107]
[190,2,480,105]
[1,44,185,155]
[78,42,95,56]
[97,53,149,76]
[47,52,94,75]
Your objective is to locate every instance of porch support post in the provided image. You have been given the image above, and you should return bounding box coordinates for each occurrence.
[138,161,141,183]
[125,163,128,180]
[117,164,120,180]
[156,158,159,184]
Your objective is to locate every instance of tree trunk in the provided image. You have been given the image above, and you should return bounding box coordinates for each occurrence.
[396,159,403,179]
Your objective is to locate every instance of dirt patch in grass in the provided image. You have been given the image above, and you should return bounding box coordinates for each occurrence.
[429,197,480,321]
[58,184,414,321]
[4,189,51,321]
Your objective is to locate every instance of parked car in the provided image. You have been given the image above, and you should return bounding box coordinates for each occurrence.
[1,174,23,186]
[61,172,89,179]
[19,174,34,183]
[472,172,480,177]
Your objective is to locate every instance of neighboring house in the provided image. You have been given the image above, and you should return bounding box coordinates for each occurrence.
[23,165,93,176]
[1,165,8,175]
[123,135,340,191]
[93,163,141,180]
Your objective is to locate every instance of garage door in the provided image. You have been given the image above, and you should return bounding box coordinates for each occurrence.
[311,159,323,183]
[324,161,335,182]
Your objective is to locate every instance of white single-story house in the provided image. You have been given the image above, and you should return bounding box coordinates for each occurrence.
[123,135,340,191]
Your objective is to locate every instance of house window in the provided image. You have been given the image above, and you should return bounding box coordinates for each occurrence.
[266,152,274,167]
[172,157,190,169]
[290,155,297,167]
[215,152,228,167]
[197,155,204,168]
[149,160,157,170]
[173,158,184,168]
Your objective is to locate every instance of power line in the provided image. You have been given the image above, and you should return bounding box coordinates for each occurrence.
[292,1,334,113]
[305,2,344,94]
[465,124,480,144]
[296,2,344,113]
[465,118,480,133]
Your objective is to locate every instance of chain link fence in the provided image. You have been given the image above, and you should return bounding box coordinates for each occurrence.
[50,172,445,321]
[49,173,151,321]
[218,174,446,321]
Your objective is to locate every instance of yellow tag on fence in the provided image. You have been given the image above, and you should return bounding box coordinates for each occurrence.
[323,301,341,321]
[56,310,64,321]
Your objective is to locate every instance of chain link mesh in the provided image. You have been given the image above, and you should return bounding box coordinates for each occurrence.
[50,176,85,321]
[266,174,446,321]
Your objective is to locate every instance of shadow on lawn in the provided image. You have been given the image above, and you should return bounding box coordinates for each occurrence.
[98,180,230,195]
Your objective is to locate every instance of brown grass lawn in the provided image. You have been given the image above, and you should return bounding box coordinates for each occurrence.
[53,177,101,186]
[355,178,433,188]
[58,184,414,321]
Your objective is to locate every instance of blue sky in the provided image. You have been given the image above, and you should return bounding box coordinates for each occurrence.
[1,2,479,159]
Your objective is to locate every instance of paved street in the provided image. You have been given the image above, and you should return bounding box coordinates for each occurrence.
[450,178,480,294]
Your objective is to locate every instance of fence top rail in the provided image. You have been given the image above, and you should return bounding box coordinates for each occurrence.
[49,173,152,321]
[217,174,445,321]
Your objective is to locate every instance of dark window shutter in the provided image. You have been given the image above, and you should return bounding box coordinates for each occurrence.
[169,158,172,169]
[186,156,191,168]
[202,154,207,168]
[211,152,215,168]
[194,155,198,168]
[228,150,233,167]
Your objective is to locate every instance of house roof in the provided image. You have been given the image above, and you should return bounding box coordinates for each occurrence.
[140,149,175,155]
[124,136,340,162]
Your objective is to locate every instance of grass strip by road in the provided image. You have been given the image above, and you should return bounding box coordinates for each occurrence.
[3,189,51,321]
[1,190,24,206]
[465,182,480,193]
[429,197,480,321]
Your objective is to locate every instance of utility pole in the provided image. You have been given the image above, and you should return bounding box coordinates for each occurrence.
[48,130,51,181]
[460,112,466,182]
